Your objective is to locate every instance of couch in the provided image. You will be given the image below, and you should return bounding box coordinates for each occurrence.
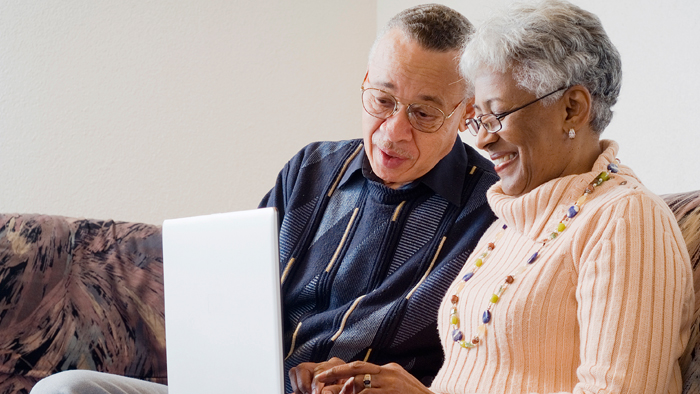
[0,190,699,394]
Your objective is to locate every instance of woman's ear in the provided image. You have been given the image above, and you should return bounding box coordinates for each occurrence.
[563,85,592,130]
[458,97,475,132]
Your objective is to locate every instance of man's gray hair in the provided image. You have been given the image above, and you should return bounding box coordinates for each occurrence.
[369,4,474,60]
[461,0,622,133]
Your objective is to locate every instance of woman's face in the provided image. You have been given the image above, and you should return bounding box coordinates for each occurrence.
[473,71,580,196]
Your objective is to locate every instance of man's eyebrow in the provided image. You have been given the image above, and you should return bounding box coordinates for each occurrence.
[372,80,445,107]
[418,94,444,107]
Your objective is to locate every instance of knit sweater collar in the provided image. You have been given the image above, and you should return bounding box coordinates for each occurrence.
[340,135,470,206]
[486,140,637,240]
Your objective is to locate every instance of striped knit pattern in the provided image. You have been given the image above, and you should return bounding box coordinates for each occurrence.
[387,195,449,276]
[431,140,694,394]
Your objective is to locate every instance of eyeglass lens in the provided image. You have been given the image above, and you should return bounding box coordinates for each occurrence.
[467,115,502,136]
[362,88,445,133]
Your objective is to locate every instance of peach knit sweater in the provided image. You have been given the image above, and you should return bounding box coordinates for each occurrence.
[430,140,694,394]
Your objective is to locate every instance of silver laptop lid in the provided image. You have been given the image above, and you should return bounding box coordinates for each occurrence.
[162,207,283,394]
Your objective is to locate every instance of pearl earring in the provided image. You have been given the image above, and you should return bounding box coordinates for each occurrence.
[568,129,576,139]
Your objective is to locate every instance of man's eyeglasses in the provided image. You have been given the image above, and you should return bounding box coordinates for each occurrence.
[465,86,568,136]
[361,86,464,134]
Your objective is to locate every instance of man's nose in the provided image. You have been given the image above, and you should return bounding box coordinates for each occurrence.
[382,106,414,141]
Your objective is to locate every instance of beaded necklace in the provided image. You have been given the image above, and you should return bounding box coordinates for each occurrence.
[449,163,619,349]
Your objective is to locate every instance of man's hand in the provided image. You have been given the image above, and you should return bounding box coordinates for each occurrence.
[314,361,433,394]
[289,357,345,394]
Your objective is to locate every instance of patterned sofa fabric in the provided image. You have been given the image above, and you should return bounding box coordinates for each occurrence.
[0,214,166,394]
[0,190,698,394]
[664,191,700,394]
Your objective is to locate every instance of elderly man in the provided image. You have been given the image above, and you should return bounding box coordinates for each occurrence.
[29,4,496,394]
[270,4,497,394]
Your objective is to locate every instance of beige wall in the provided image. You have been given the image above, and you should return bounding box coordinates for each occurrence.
[0,1,376,224]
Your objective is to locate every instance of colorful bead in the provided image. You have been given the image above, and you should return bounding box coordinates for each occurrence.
[515,265,528,276]
[478,324,487,337]
[576,194,588,205]
[607,163,619,173]
[567,205,579,218]
[462,272,474,282]
[475,259,484,267]
[471,337,480,344]
[527,252,538,264]
[490,294,500,303]
[505,275,514,284]
[452,329,463,341]
[450,314,460,325]
[557,223,566,232]
[455,281,466,292]
[585,184,595,194]
[600,171,610,181]
[549,232,558,240]
[451,295,459,304]
[460,341,474,349]
[487,242,495,250]
[482,310,491,323]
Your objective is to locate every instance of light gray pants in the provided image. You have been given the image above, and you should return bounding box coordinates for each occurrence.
[30,370,168,394]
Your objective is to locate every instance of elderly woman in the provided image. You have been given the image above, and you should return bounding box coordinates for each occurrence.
[305,0,694,393]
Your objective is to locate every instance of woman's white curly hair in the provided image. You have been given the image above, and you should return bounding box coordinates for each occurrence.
[461,0,622,133]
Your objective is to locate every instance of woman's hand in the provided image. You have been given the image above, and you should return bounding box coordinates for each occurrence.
[313,361,434,394]
[289,357,346,394]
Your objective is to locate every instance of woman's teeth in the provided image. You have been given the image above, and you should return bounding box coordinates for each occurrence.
[494,153,516,165]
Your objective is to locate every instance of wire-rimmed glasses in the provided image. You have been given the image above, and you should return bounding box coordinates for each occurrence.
[465,86,568,136]
[361,86,464,134]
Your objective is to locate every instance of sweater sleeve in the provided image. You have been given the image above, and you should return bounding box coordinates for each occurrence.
[570,192,694,394]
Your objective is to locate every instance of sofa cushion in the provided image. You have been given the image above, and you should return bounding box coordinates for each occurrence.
[0,214,166,394]
[663,191,700,394]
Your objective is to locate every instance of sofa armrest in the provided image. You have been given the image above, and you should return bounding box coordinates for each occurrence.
[662,191,700,394]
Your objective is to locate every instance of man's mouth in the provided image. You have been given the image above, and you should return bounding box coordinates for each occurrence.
[373,138,414,161]
[380,147,407,160]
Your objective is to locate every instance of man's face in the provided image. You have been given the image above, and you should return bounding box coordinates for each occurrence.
[362,29,471,189]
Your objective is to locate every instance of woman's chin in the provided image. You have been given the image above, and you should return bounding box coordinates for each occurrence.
[500,179,526,197]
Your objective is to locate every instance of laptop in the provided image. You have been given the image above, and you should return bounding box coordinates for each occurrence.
[162,207,284,394]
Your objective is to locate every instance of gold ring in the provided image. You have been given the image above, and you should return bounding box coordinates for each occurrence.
[363,373,372,388]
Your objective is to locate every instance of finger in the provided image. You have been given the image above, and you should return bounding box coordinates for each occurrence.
[315,357,345,375]
[317,382,348,394]
[289,367,300,393]
[316,361,382,384]
[340,377,356,394]
[291,366,314,394]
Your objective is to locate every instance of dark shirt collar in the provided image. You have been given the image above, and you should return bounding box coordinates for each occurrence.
[338,135,470,206]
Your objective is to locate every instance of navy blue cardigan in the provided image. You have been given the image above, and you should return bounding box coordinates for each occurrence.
[260,137,497,390]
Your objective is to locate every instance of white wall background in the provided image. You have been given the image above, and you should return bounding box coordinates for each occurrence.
[0,1,376,224]
[1,0,698,225]
[379,0,700,198]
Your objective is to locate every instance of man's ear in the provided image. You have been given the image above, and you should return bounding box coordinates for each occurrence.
[458,97,475,132]
[563,85,592,130]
